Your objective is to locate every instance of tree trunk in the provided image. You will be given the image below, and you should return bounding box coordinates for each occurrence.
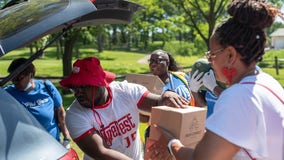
[56,39,62,60]
[62,31,79,77]
[97,34,104,53]
[29,45,33,56]
[127,33,131,51]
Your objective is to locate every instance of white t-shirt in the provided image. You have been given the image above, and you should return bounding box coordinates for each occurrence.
[66,81,148,160]
[206,72,284,160]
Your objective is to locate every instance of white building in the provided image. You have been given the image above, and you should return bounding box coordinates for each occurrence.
[270,28,284,49]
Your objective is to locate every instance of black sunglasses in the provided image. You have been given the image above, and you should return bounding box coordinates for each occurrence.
[148,58,168,65]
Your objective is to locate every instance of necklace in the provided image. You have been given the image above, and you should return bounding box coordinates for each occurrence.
[242,69,259,79]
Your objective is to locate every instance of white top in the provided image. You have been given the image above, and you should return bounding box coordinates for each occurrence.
[206,72,284,160]
[66,81,148,160]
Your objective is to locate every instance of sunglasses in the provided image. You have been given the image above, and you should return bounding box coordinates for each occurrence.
[148,58,168,65]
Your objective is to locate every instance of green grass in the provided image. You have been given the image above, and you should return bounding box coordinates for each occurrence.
[1,47,284,158]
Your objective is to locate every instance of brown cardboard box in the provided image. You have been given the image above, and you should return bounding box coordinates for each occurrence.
[125,73,164,94]
[144,106,206,160]
[149,106,206,148]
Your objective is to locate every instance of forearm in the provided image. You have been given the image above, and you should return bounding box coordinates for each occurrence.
[171,140,194,160]
[57,106,70,138]
[89,148,133,160]
[212,86,223,97]
[190,92,207,107]
[138,93,161,112]
[77,133,133,160]
[103,149,133,160]
[139,91,189,112]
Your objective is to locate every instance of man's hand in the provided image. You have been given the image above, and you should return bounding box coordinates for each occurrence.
[202,69,218,92]
[161,91,189,108]
[189,70,204,92]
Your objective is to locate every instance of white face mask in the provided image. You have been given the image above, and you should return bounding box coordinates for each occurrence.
[23,81,32,91]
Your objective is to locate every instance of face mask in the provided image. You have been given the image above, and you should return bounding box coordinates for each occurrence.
[23,82,32,91]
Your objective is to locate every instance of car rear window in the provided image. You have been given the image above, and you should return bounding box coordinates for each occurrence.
[0,0,68,38]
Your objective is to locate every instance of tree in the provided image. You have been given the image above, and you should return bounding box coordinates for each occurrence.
[166,0,283,50]
[61,28,81,77]
[131,0,181,51]
[170,0,229,49]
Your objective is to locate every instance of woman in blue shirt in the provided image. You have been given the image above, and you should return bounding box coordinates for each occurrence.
[5,58,70,146]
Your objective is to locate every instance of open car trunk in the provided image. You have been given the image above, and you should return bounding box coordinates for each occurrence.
[0,0,143,86]
[0,0,142,159]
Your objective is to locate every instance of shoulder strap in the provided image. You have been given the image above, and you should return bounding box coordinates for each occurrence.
[43,80,53,98]
[44,80,59,125]
[241,82,284,104]
[170,71,189,87]
[170,71,196,106]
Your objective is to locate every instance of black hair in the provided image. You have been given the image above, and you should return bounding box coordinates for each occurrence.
[167,52,179,71]
[8,58,35,77]
[151,49,180,71]
[213,0,283,66]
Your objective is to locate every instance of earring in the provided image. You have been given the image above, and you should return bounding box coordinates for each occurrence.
[221,67,237,85]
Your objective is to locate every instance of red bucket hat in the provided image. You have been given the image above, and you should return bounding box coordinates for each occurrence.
[60,57,115,88]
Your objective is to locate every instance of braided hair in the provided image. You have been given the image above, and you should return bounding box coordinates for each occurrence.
[213,0,283,66]
[166,52,179,71]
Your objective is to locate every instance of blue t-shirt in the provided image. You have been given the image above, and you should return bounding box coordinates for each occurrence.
[5,80,62,141]
[162,73,191,101]
[204,90,218,118]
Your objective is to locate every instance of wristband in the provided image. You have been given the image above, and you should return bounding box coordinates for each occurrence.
[167,139,179,156]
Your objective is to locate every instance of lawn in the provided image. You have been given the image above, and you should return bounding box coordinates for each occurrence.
[0,47,284,159]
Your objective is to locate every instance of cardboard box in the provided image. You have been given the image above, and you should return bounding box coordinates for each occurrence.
[125,73,164,94]
[149,106,206,148]
[126,74,164,124]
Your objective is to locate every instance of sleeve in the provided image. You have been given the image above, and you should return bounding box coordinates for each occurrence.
[65,101,94,141]
[44,80,63,108]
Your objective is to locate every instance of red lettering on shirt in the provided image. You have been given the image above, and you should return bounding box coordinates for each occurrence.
[99,113,136,147]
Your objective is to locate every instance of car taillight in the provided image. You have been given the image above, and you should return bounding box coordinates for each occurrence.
[59,148,79,160]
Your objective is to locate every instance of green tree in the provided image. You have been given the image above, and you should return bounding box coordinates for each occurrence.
[167,0,283,50]
[170,0,229,50]
[131,0,182,51]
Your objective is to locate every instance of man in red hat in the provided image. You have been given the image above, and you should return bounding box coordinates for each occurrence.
[60,57,189,160]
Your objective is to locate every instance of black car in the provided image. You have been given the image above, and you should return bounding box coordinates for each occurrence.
[0,0,142,159]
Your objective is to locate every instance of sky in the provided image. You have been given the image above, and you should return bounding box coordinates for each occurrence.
[276,6,284,23]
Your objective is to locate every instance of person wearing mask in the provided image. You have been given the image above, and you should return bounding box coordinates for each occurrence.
[5,58,70,148]
[150,1,284,159]
[59,57,189,160]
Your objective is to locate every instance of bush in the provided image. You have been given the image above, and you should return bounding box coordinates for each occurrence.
[163,41,195,56]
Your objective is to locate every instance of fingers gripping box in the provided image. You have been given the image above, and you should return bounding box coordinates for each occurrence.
[150,106,206,148]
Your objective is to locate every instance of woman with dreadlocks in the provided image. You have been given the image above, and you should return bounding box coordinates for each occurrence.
[149,0,284,159]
